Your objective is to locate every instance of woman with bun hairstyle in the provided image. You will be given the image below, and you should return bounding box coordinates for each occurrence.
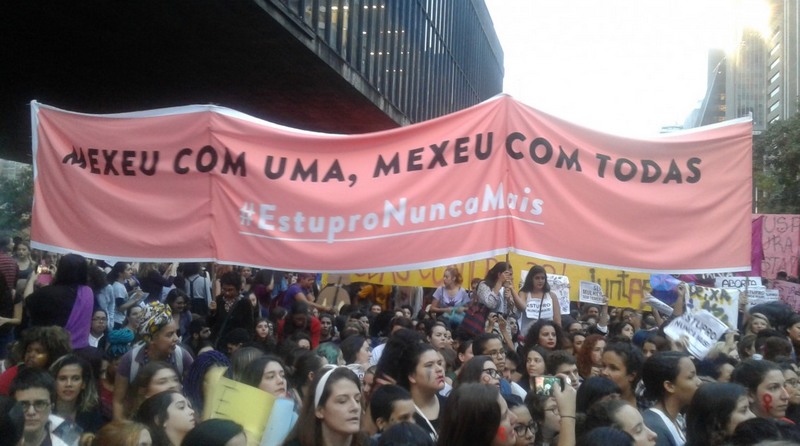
[641,352,700,446]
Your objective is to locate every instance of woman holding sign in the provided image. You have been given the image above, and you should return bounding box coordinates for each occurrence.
[516,266,561,338]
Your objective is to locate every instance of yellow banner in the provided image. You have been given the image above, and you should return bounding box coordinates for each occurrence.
[337,253,651,309]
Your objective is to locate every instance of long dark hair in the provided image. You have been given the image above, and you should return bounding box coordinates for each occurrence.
[284,367,366,446]
[134,390,183,446]
[438,383,501,446]
[456,355,494,387]
[53,253,89,287]
[520,265,550,293]
[685,382,748,446]
[106,262,129,284]
[483,262,509,289]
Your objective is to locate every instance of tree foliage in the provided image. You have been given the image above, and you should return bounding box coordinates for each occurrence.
[754,113,800,214]
[0,164,33,234]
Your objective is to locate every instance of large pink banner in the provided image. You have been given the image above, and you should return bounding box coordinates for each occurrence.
[30,96,753,273]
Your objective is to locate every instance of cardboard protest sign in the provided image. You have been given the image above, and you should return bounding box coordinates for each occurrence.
[579,280,605,305]
[205,377,277,446]
[31,97,752,274]
[685,285,739,329]
[714,276,762,289]
[774,280,800,312]
[548,274,571,315]
[744,286,776,309]
[664,310,729,359]
[759,215,800,279]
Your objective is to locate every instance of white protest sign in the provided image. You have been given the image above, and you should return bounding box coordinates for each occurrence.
[644,294,674,317]
[664,310,729,359]
[579,280,605,305]
[547,274,571,315]
[685,285,740,329]
[744,288,780,310]
[715,276,762,290]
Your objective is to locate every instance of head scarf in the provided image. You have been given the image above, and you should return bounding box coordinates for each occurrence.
[107,329,135,358]
[139,301,173,342]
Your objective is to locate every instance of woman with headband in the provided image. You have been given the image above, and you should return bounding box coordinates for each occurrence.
[283,366,368,446]
[113,301,194,421]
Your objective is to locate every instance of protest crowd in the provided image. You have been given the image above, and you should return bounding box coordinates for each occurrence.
[3,232,800,446]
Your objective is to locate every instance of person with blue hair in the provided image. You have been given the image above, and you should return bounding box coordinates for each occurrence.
[183,350,231,415]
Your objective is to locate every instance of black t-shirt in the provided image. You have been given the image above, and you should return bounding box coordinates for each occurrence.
[25,285,77,327]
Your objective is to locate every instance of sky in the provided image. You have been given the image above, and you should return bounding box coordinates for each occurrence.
[484,0,771,136]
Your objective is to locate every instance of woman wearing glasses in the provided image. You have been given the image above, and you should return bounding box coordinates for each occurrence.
[456,355,502,388]
[509,400,537,446]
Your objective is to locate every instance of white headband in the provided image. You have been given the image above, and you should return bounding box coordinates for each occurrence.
[313,365,339,408]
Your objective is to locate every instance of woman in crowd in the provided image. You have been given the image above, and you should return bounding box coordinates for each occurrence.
[341,335,371,373]
[124,361,182,418]
[114,302,194,421]
[318,313,338,344]
[429,267,470,326]
[49,354,104,436]
[517,345,548,393]
[778,361,800,423]
[456,355,501,388]
[241,355,291,399]
[122,306,145,343]
[576,376,621,414]
[376,330,446,439]
[108,263,144,330]
[89,308,110,350]
[731,359,791,421]
[292,349,328,405]
[0,325,72,395]
[524,320,565,352]
[641,352,700,446]
[437,383,517,446]
[475,262,517,317]
[577,335,606,380]
[517,265,562,336]
[99,330,135,419]
[165,290,191,342]
[317,343,345,367]
[13,241,34,295]
[283,366,367,446]
[228,346,264,382]
[608,321,635,341]
[509,400,537,446]
[684,382,755,446]
[427,322,450,352]
[134,390,195,446]
[24,253,95,349]
[583,399,657,446]
[578,427,635,446]
[138,263,176,303]
[0,272,20,361]
[183,350,231,416]
[744,312,771,336]
[181,419,246,446]
[785,314,800,356]
[527,392,562,446]
[600,342,644,407]
[252,318,277,353]
[93,420,152,446]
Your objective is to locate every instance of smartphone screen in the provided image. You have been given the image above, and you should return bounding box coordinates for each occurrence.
[534,375,563,396]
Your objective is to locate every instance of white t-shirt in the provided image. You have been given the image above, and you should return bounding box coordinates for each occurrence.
[518,292,557,337]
